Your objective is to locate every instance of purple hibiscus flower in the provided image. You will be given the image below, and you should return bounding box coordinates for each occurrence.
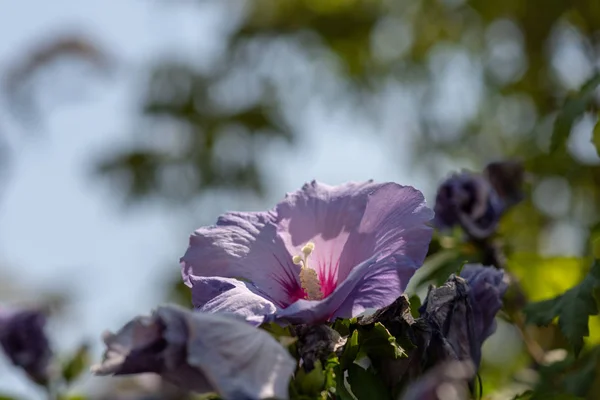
[0,307,52,384]
[92,305,296,400]
[181,180,433,325]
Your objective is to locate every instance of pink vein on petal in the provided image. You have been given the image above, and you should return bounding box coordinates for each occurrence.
[270,253,304,307]
[317,258,339,298]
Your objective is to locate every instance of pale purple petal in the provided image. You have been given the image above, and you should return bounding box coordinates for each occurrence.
[273,255,416,324]
[181,211,301,307]
[92,305,296,400]
[275,180,433,284]
[339,183,433,280]
[183,309,296,400]
[188,276,276,326]
[275,181,383,290]
[335,255,419,317]
[275,181,383,247]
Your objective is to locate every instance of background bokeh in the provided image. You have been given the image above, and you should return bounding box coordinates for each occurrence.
[2,0,600,399]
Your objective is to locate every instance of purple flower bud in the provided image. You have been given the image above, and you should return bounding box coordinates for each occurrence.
[434,172,504,239]
[460,264,508,350]
[0,307,52,384]
[92,305,296,400]
[401,360,475,400]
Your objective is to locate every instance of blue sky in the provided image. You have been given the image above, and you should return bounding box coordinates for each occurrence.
[0,1,435,397]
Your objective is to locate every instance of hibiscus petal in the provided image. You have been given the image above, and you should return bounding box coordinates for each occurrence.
[276,180,383,246]
[92,305,296,400]
[275,181,433,284]
[339,183,433,280]
[181,211,301,307]
[188,276,276,325]
[334,254,419,317]
[273,255,416,324]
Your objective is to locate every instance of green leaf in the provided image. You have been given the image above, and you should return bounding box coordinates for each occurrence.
[551,73,600,152]
[166,279,192,306]
[562,349,600,396]
[260,323,298,353]
[323,354,339,396]
[260,322,292,337]
[512,391,533,400]
[406,249,465,292]
[408,294,422,319]
[332,317,356,336]
[295,361,325,396]
[356,323,406,360]
[333,358,355,400]
[195,394,222,400]
[332,328,361,400]
[340,330,359,369]
[522,295,563,325]
[334,369,355,400]
[346,364,391,400]
[57,395,87,400]
[592,119,600,155]
[61,344,90,384]
[524,261,600,356]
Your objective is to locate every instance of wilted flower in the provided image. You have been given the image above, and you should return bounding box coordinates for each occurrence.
[181,181,433,325]
[419,265,507,367]
[434,161,524,239]
[401,360,475,400]
[91,305,296,400]
[0,307,52,384]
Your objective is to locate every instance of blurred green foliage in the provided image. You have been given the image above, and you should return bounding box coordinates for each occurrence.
[61,344,91,385]
[524,260,600,357]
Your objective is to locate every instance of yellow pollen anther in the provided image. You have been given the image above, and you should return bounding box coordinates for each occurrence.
[293,242,323,300]
[301,242,315,256]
